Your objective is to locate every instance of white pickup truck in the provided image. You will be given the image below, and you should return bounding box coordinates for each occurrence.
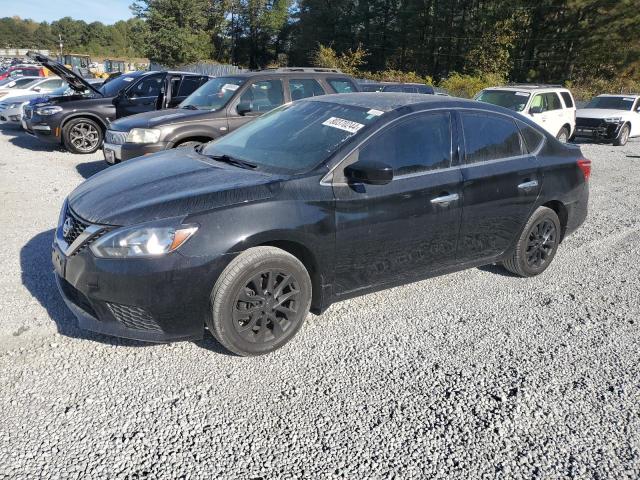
[475,85,577,143]
[574,94,640,146]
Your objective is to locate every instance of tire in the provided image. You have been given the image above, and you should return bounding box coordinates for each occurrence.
[502,206,561,277]
[613,124,630,146]
[62,117,103,154]
[208,246,312,356]
[175,140,203,149]
[556,127,569,143]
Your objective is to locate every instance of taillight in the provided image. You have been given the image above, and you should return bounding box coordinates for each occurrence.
[577,158,591,181]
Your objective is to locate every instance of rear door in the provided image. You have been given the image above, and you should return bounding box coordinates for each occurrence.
[543,92,567,137]
[117,73,164,117]
[332,111,463,293]
[457,111,541,264]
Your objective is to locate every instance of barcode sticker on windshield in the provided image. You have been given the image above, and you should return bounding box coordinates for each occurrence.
[322,117,365,134]
[515,92,529,96]
[222,83,239,91]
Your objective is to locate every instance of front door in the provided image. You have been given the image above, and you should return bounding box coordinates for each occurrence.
[332,111,463,294]
[226,79,285,133]
[116,73,164,118]
[457,111,541,264]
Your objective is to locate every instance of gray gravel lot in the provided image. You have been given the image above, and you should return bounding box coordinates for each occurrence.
[0,124,639,479]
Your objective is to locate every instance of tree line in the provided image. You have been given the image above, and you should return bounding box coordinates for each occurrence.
[1,0,639,84]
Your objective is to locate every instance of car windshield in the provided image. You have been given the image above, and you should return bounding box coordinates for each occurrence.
[99,72,143,97]
[180,77,245,110]
[202,100,383,173]
[476,90,531,112]
[585,96,636,111]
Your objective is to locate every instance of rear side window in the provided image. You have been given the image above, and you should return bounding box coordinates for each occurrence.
[560,91,574,108]
[328,78,357,93]
[461,113,524,164]
[517,121,545,153]
[417,85,435,94]
[543,92,562,111]
[289,79,325,101]
[359,112,452,176]
[178,76,202,97]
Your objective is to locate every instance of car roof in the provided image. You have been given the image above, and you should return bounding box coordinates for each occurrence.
[307,92,487,112]
[485,85,571,93]
[596,93,639,98]
[225,70,352,79]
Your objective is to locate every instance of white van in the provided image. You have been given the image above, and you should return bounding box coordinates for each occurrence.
[475,85,576,142]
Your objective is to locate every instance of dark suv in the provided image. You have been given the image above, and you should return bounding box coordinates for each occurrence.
[360,82,435,94]
[102,68,359,163]
[53,93,589,356]
[24,53,209,154]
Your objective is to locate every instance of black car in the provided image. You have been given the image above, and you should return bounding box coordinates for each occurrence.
[52,93,590,356]
[24,52,209,154]
[360,82,435,94]
[102,68,360,163]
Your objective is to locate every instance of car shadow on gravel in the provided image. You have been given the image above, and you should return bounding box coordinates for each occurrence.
[76,160,108,179]
[21,229,232,354]
[477,263,520,277]
[9,132,66,152]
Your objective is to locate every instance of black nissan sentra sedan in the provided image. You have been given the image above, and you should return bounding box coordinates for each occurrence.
[53,93,590,356]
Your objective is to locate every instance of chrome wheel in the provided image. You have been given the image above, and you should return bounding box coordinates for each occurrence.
[69,122,100,153]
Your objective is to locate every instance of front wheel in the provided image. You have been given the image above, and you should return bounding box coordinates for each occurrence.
[502,206,561,277]
[208,247,312,356]
[613,124,630,146]
[62,118,103,154]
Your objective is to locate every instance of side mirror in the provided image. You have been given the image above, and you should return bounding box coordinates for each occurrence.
[345,161,393,186]
[32,86,41,92]
[236,101,252,115]
[530,105,543,115]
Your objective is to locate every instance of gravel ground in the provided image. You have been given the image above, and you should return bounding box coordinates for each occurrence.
[0,124,639,479]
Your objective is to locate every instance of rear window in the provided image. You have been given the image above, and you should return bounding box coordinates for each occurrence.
[560,92,574,108]
[462,112,524,164]
[327,78,357,93]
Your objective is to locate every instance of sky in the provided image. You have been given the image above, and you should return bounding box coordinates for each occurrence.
[1,0,134,24]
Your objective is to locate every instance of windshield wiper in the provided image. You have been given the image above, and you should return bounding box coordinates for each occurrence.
[181,104,198,110]
[204,153,258,170]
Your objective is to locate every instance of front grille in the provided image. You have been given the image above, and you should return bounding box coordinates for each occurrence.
[58,277,97,318]
[106,303,162,332]
[105,130,128,145]
[23,105,32,119]
[576,117,605,128]
[62,208,90,244]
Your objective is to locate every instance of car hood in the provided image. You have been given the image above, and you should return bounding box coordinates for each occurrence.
[68,149,283,226]
[576,108,631,119]
[109,108,216,131]
[26,51,102,96]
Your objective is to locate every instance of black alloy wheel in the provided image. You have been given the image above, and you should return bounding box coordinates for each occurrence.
[525,218,557,268]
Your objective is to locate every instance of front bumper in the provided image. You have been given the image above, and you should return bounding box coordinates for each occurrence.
[30,114,62,144]
[103,140,170,164]
[0,106,22,125]
[573,120,623,140]
[52,221,235,343]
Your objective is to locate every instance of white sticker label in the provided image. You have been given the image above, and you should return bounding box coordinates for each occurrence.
[367,109,384,116]
[623,97,634,101]
[515,92,529,97]
[122,77,135,82]
[222,83,239,91]
[322,117,365,134]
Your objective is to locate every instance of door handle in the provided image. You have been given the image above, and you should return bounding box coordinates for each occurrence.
[431,193,459,205]
[518,180,539,191]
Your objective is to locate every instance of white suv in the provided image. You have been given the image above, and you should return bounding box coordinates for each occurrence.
[574,95,640,146]
[475,85,576,142]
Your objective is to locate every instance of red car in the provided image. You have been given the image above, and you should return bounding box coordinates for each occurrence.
[0,65,46,81]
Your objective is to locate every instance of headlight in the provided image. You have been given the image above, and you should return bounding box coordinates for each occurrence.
[90,224,198,258]
[35,106,63,116]
[126,128,161,144]
[604,116,622,123]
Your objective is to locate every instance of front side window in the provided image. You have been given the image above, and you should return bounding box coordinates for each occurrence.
[328,78,357,93]
[358,112,452,176]
[179,76,244,110]
[129,75,163,98]
[239,80,284,112]
[177,76,202,97]
[475,90,531,112]
[289,79,325,101]
[202,100,381,173]
[462,113,524,164]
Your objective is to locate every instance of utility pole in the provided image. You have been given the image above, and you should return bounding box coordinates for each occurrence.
[58,34,63,59]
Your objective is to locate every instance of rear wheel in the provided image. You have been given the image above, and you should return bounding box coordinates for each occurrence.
[63,118,103,154]
[613,124,630,146]
[502,206,561,277]
[208,247,312,356]
[556,127,569,143]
